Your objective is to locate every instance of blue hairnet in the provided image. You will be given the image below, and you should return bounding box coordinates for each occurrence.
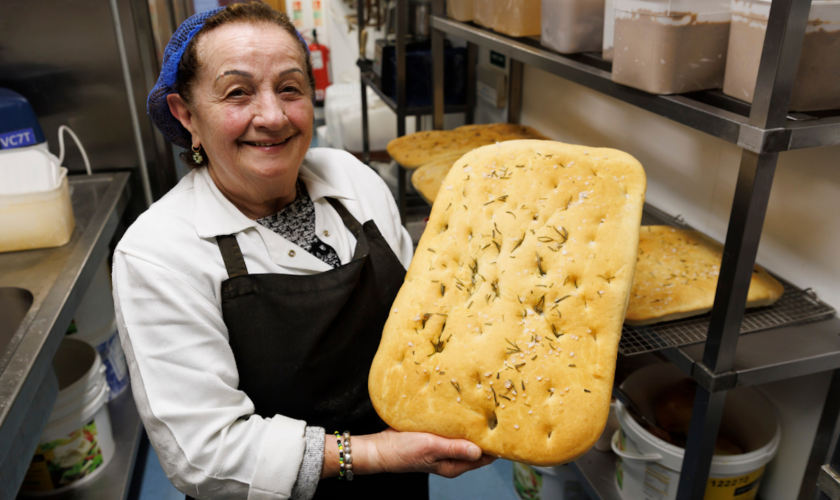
[146,6,310,149]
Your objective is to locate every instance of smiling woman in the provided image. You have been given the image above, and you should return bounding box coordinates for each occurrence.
[118,2,494,500]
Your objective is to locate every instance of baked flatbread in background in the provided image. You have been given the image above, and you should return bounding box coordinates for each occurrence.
[625,226,784,326]
[411,155,461,204]
[387,123,549,168]
[370,140,646,465]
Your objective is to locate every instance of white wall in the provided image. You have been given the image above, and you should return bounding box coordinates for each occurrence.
[518,65,840,499]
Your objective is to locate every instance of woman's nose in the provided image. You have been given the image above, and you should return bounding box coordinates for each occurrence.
[251,92,288,130]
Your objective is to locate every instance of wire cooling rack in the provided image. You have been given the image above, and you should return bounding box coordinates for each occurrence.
[618,204,837,356]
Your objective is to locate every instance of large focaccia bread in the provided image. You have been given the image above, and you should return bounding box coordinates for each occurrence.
[370,140,647,465]
[625,226,784,326]
[387,123,549,168]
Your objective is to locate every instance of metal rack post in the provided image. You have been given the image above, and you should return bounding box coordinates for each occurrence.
[358,0,370,166]
[675,0,814,498]
[432,0,445,130]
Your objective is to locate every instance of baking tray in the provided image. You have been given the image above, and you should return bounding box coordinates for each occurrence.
[618,204,837,356]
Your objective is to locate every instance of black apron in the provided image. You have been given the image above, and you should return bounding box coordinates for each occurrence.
[188,198,428,500]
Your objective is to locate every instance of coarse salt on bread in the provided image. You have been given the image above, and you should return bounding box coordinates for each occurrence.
[369,140,646,465]
[625,226,784,326]
[387,124,549,169]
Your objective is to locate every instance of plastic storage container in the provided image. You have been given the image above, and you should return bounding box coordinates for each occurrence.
[612,0,731,94]
[474,0,498,28]
[494,0,541,36]
[0,164,74,253]
[612,364,780,500]
[603,0,616,60]
[21,339,115,495]
[69,257,129,401]
[447,0,475,21]
[542,0,605,54]
[513,462,588,499]
[723,0,840,111]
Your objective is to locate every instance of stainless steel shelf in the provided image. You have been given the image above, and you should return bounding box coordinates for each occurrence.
[360,70,467,117]
[662,315,840,390]
[46,388,144,500]
[429,16,840,154]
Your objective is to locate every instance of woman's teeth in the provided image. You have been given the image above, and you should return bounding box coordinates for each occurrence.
[251,138,287,147]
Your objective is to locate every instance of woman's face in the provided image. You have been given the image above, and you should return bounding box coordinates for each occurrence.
[175,22,313,205]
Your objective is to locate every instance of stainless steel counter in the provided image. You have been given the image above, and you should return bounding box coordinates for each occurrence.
[0,173,131,497]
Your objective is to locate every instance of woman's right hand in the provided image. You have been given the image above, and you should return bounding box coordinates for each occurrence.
[323,428,496,479]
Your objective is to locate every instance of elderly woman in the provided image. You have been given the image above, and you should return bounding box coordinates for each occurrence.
[113,2,493,499]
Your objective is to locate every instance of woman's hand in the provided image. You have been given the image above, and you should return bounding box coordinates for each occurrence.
[322,428,496,479]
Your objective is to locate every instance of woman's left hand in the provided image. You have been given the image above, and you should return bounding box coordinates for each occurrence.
[333,428,497,479]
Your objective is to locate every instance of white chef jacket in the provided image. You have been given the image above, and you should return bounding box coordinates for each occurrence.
[112,148,413,499]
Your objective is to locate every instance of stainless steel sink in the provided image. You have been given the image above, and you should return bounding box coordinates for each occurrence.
[0,287,33,357]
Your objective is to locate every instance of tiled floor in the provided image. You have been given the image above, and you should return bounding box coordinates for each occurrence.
[135,437,521,500]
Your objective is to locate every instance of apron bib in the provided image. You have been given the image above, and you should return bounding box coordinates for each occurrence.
[188,198,427,499]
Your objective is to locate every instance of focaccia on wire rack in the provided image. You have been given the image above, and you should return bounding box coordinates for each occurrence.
[387,123,549,169]
[625,226,784,326]
[369,140,646,465]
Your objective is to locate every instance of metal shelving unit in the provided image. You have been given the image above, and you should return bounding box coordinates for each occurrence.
[426,1,840,498]
[356,0,474,222]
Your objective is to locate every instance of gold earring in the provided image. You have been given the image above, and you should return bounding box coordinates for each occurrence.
[192,144,203,164]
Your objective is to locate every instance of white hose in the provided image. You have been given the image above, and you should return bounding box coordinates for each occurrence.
[57,125,92,176]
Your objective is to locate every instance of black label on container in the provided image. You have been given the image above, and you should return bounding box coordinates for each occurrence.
[490,51,506,68]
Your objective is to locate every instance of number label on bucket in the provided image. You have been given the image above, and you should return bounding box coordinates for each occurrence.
[705,467,765,500]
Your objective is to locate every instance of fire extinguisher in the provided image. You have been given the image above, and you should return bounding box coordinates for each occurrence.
[308,29,331,105]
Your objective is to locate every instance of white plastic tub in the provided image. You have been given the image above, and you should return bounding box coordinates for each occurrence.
[447,0,475,21]
[21,339,115,495]
[612,364,780,500]
[474,0,498,28]
[723,0,840,111]
[612,0,731,94]
[603,0,616,60]
[542,0,605,54]
[0,165,74,253]
[69,257,129,401]
[513,462,588,499]
[494,0,541,36]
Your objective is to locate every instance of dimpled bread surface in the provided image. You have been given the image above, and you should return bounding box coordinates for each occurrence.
[387,124,549,168]
[369,140,646,465]
[625,226,784,326]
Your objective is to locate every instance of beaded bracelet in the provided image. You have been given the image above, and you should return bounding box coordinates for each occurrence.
[342,431,354,481]
[334,431,346,480]
[334,430,354,481]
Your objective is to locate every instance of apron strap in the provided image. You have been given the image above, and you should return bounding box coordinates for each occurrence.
[216,234,249,278]
[326,198,363,240]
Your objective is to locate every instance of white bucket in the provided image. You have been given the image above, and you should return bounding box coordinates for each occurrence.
[69,256,129,400]
[612,364,780,500]
[21,339,115,496]
[513,462,589,500]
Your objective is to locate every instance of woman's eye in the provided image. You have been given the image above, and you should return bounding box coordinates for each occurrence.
[227,89,246,98]
[281,86,301,94]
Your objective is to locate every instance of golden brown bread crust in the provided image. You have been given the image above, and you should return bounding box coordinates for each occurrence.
[625,226,784,326]
[370,140,647,465]
[387,124,550,168]
[411,155,461,204]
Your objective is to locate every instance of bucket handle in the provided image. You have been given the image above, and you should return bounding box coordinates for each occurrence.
[611,430,663,461]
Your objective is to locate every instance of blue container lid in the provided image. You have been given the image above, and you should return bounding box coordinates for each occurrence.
[0,88,45,149]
